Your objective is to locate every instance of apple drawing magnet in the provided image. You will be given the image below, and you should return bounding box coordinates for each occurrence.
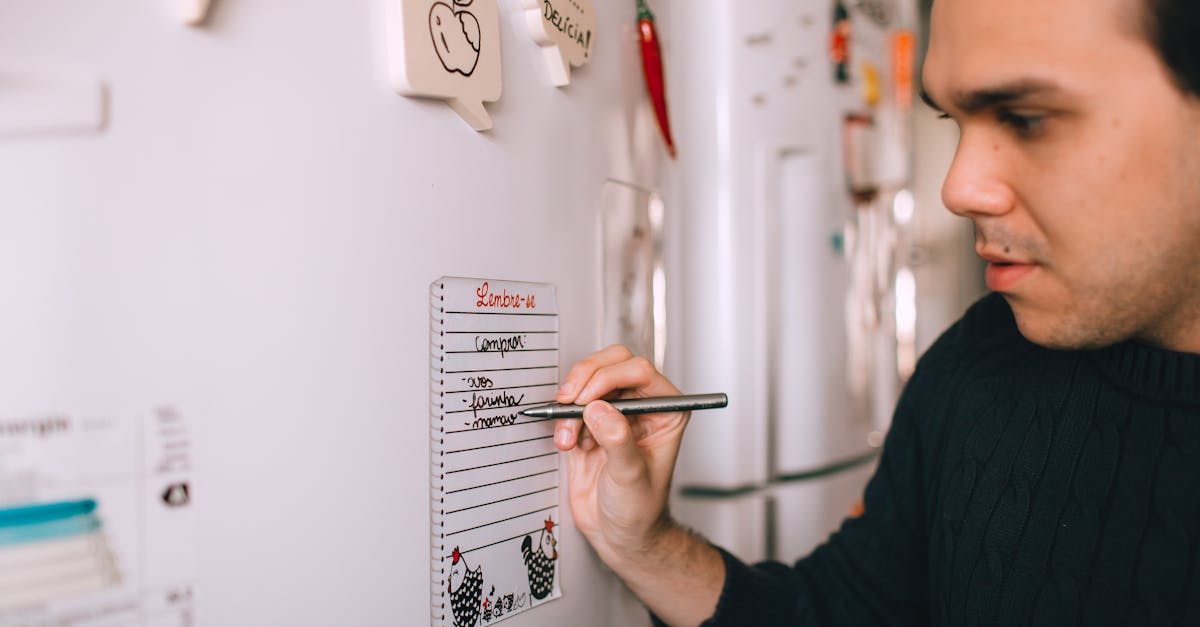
[388,0,503,131]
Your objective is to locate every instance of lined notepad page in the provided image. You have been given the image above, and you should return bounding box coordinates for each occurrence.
[430,277,562,627]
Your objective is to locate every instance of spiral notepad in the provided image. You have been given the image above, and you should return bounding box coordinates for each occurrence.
[430,277,563,626]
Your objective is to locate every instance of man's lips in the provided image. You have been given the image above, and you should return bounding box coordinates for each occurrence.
[986,262,1036,291]
[979,249,1037,291]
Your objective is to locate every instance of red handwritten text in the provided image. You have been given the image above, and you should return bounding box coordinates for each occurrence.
[475,282,537,310]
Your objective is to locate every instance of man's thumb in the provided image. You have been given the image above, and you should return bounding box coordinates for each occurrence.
[582,400,647,486]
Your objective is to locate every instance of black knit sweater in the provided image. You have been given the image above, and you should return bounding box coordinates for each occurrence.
[702,293,1200,626]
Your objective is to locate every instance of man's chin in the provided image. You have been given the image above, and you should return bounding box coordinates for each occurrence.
[1007,300,1125,351]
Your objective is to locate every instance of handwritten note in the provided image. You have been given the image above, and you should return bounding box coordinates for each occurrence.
[431,277,562,626]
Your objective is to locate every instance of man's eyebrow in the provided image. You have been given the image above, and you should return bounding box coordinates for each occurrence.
[922,80,1065,114]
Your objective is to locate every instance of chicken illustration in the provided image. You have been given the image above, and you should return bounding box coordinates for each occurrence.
[520,517,558,600]
[447,547,483,627]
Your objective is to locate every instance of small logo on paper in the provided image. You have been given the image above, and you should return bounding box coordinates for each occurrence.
[162,482,191,507]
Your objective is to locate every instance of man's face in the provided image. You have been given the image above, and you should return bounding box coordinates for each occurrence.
[924,0,1200,351]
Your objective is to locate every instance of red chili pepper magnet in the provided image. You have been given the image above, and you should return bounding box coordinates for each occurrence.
[832,0,851,84]
[637,0,676,159]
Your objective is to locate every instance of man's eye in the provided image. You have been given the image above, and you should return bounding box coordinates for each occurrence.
[998,111,1045,137]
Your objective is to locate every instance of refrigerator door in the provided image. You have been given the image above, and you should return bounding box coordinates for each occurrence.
[770,148,876,476]
[771,462,877,563]
[669,0,887,490]
[671,493,771,565]
[668,0,770,491]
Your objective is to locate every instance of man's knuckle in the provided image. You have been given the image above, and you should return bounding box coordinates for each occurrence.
[567,362,592,382]
[630,356,654,378]
[606,344,634,360]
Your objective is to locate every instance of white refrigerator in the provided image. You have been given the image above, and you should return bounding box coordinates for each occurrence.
[665,0,921,565]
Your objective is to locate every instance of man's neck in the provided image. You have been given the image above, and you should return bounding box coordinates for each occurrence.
[1139,297,1200,354]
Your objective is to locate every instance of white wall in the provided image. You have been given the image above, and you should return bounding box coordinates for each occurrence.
[0,1,664,625]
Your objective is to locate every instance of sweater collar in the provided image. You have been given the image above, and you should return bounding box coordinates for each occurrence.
[1089,340,1200,407]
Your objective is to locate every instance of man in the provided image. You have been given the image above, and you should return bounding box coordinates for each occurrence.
[552,0,1200,624]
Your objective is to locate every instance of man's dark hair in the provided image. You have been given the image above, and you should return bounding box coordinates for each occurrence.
[1144,0,1200,96]
[919,0,1200,97]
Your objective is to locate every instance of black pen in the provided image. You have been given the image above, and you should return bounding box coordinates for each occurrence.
[520,393,729,419]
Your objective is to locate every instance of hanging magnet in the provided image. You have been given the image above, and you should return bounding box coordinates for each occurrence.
[831,0,851,84]
[179,0,214,26]
[521,0,597,87]
[861,61,881,108]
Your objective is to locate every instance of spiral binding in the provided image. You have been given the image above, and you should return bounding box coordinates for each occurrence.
[430,279,447,626]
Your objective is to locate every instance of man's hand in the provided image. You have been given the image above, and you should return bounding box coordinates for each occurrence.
[554,345,724,626]
[553,345,685,559]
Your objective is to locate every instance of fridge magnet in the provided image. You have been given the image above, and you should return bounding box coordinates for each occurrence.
[387,0,503,131]
[0,64,107,138]
[853,0,895,27]
[637,0,676,158]
[831,0,851,84]
[178,0,214,26]
[520,0,596,87]
[430,277,563,625]
[861,61,881,108]
[891,29,916,112]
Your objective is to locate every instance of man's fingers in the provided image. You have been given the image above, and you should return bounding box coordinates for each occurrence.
[577,425,596,451]
[582,401,647,485]
[577,356,676,404]
[557,345,634,403]
[554,420,599,453]
[554,418,582,451]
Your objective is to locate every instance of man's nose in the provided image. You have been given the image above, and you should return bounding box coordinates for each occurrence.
[941,132,1016,219]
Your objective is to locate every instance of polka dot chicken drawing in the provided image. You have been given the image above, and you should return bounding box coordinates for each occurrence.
[521,517,558,601]
[448,547,483,627]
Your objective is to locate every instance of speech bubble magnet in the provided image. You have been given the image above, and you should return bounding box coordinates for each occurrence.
[388,0,502,131]
[521,0,596,87]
